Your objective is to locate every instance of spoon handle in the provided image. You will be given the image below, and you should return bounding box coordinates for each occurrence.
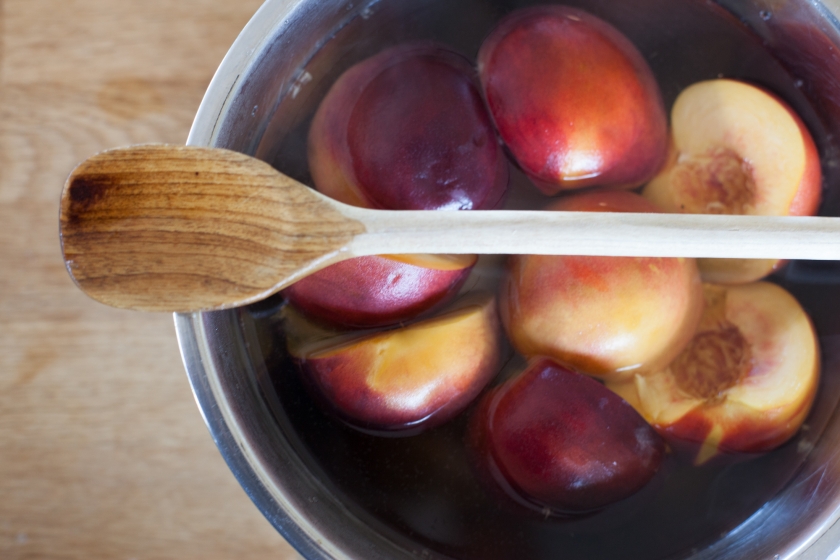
[345,207,840,261]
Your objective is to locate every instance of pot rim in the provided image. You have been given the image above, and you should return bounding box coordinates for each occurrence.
[179,0,840,558]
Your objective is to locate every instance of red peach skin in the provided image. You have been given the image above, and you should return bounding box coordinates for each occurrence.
[501,190,703,382]
[478,6,667,194]
[310,42,509,211]
[293,295,501,435]
[284,255,472,329]
[294,42,507,327]
[468,358,664,513]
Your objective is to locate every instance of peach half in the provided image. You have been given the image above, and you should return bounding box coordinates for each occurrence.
[642,79,822,284]
[290,294,501,435]
[609,282,819,465]
[501,190,704,382]
[309,41,508,211]
[299,41,505,326]
[283,254,474,329]
[468,358,665,514]
[477,5,668,194]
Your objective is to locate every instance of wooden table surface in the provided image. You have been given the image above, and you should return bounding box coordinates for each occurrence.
[0,1,302,558]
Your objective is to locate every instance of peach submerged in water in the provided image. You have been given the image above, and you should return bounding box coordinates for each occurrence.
[610,282,820,465]
[501,190,704,383]
[309,41,508,211]
[477,5,668,194]
[288,42,509,328]
[283,254,474,329]
[279,20,824,531]
[468,358,665,514]
[642,79,822,284]
[288,294,502,435]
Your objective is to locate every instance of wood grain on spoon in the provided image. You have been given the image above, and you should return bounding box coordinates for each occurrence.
[59,144,840,312]
[60,145,365,312]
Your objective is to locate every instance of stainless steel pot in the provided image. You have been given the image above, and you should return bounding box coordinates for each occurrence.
[179,0,840,557]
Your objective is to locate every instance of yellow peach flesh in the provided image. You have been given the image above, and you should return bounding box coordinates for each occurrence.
[308,130,368,207]
[693,257,780,286]
[633,373,703,427]
[503,191,704,382]
[719,283,818,409]
[643,79,821,284]
[665,79,806,216]
[505,254,702,381]
[301,297,499,410]
[622,282,819,463]
[364,305,493,398]
[379,252,478,271]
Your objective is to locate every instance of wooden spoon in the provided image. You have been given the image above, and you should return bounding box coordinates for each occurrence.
[59,144,840,312]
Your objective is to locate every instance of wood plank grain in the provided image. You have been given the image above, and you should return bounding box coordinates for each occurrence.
[0,0,302,558]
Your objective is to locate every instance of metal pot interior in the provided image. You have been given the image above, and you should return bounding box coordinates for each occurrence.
[180,0,840,558]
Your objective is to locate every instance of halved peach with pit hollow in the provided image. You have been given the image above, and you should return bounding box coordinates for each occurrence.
[609,282,819,465]
[642,79,822,284]
[288,294,502,435]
